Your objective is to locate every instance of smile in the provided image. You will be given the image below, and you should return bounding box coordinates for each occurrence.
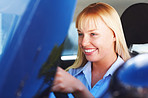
[84,49,96,53]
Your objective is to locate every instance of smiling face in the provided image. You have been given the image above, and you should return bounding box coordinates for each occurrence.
[77,16,116,63]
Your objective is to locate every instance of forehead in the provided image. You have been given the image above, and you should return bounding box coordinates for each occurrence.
[78,15,107,31]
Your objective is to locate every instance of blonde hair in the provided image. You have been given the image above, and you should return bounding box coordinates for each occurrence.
[66,2,130,70]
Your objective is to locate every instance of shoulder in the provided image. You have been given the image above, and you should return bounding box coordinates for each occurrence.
[67,67,83,76]
[68,61,91,77]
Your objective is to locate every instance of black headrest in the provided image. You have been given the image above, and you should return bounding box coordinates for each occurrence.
[121,3,148,48]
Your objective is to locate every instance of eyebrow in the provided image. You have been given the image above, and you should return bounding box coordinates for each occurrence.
[88,29,97,32]
[77,29,97,33]
[77,29,81,32]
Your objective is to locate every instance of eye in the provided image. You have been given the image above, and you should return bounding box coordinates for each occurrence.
[91,33,96,36]
[77,30,83,37]
[78,33,83,36]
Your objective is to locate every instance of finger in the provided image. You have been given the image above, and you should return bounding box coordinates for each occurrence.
[57,66,64,72]
[51,83,65,92]
[52,71,63,86]
[51,85,59,92]
[55,67,63,76]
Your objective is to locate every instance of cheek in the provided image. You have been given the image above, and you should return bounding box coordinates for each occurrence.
[78,41,83,49]
[78,40,81,45]
[91,38,102,46]
[106,37,115,45]
[93,38,113,50]
[103,33,115,45]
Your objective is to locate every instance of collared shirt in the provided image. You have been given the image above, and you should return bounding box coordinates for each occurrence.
[49,56,124,98]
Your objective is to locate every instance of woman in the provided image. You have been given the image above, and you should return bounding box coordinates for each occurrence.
[50,2,130,98]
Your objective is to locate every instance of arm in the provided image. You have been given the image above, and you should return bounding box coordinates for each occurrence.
[51,67,94,98]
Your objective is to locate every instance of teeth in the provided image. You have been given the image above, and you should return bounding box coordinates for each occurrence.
[85,49,95,53]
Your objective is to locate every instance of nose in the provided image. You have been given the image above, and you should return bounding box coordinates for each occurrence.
[80,36,90,47]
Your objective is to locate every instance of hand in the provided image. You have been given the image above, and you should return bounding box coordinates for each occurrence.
[51,67,81,93]
[51,67,94,98]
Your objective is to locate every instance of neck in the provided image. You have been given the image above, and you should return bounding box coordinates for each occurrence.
[92,53,117,71]
[91,53,117,87]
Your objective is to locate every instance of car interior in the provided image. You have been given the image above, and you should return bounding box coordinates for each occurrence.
[0,0,148,97]
[61,0,148,69]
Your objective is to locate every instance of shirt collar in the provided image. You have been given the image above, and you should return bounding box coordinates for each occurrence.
[73,62,91,77]
[103,56,124,78]
[73,56,124,78]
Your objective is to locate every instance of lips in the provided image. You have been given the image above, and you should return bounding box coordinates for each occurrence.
[84,48,97,55]
[84,49,96,52]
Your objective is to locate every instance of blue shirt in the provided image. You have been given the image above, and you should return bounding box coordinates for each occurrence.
[49,56,124,98]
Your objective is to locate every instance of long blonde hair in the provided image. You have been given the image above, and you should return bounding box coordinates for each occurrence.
[67,2,130,70]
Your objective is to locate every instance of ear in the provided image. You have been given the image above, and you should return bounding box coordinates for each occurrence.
[112,32,116,41]
[113,36,116,41]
